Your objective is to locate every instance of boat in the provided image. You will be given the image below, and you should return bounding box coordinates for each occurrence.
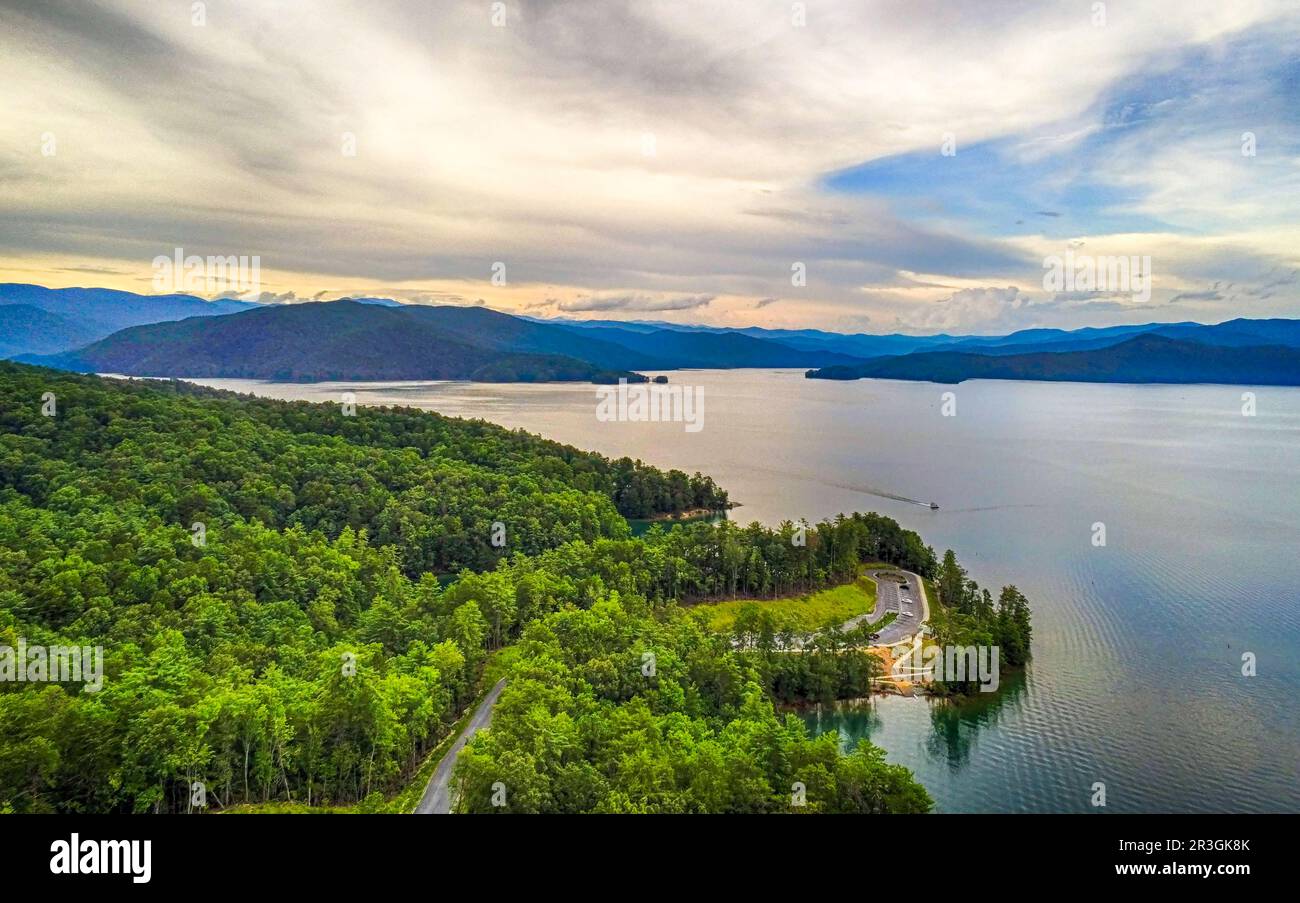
[929,502,939,510]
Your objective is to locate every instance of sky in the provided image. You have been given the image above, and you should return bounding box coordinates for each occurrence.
[1,0,1298,334]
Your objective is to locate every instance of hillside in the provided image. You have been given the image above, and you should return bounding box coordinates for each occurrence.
[921,318,1300,357]
[0,362,939,815]
[541,314,1300,361]
[0,283,254,356]
[13,281,1300,384]
[398,305,666,370]
[806,334,1300,385]
[24,293,862,380]
[565,323,863,368]
[25,300,644,383]
[0,304,103,357]
[541,317,963,358]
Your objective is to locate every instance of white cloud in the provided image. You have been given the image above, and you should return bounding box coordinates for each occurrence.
[0,0,1296,332]
[556,293,714,313]
[908,286,1027,333]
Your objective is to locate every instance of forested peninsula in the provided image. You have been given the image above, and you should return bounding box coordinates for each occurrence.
[0,362,1026,813]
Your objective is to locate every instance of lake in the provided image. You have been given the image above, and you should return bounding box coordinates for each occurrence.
[188,370,1300,813]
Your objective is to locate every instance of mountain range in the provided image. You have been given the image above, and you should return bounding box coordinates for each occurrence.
[6,284,1300,386]
[11,287,866,380]
[806,333,1300,386]
[0,283,255,350]
[24,300,644,383]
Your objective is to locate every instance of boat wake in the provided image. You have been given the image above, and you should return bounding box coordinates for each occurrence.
[743,464,938,510]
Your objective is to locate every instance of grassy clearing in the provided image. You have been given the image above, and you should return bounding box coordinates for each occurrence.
[869,610,898,633]
[921,576,939,615]
[698,571,879,633]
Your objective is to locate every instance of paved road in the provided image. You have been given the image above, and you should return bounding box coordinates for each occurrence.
[841,568,929,646]
[415,678,506,814]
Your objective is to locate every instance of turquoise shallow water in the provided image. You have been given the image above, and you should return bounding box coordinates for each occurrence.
[190,370,1300,812]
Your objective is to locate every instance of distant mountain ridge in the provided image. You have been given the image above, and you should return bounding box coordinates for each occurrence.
[806,334,1300,386]
[396,305,667,370]
[555,323,862,368]
[7,283,1300,386]
[14,291,867,380]
[0,305,103,357]
[540,316,964,358]
[0,284,256,357]
[25,300,644,383]
[534,314,1300,361]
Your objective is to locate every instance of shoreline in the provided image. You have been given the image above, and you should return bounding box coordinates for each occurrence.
[633,504,737,524]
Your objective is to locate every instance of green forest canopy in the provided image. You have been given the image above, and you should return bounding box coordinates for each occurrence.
[0,363,1023,813]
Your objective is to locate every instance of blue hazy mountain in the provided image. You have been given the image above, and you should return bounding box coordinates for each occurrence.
[24,300,646,383]
[0,304,104,358]
[541,317,960,358]
[27,297,863,379]
[397,305,667,370]
[554,324,864,368]
[806,334,1300,386]
[14,283,1300,385]
[543,316,1300,359]
[1147,318,1300,348]
[0,284,256,357]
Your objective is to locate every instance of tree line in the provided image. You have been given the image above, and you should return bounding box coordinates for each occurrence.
[1,364,1030,812]
[452,597,930,813]
[0,363,726,577]
[928,550,1033,695]
[0,364,937,813]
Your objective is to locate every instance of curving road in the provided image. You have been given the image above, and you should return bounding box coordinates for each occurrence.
[416,570,928,813]
[415,572,926,814]
[415,678,506,814]
[841,568,930,646]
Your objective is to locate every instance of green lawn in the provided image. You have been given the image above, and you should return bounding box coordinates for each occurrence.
[697,571,879,632]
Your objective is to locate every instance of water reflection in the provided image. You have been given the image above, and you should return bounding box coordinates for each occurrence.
[924,669,1027,769]
[798,668,1029,774]
[797,696,883,747]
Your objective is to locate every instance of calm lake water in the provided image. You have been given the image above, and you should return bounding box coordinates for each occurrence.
[189,370,1300,813]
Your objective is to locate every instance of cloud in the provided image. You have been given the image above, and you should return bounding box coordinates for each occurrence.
[908,286,1027,332]
[557,293,715,313]
[0,1,1296,332]
[1169,289,1223,303]
[219,290,301,304]
[57,264,132,276]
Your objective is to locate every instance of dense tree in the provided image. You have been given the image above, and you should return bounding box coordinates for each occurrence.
[0,363,980,813]
[927,550,1034,695]
[452,599,930,814]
